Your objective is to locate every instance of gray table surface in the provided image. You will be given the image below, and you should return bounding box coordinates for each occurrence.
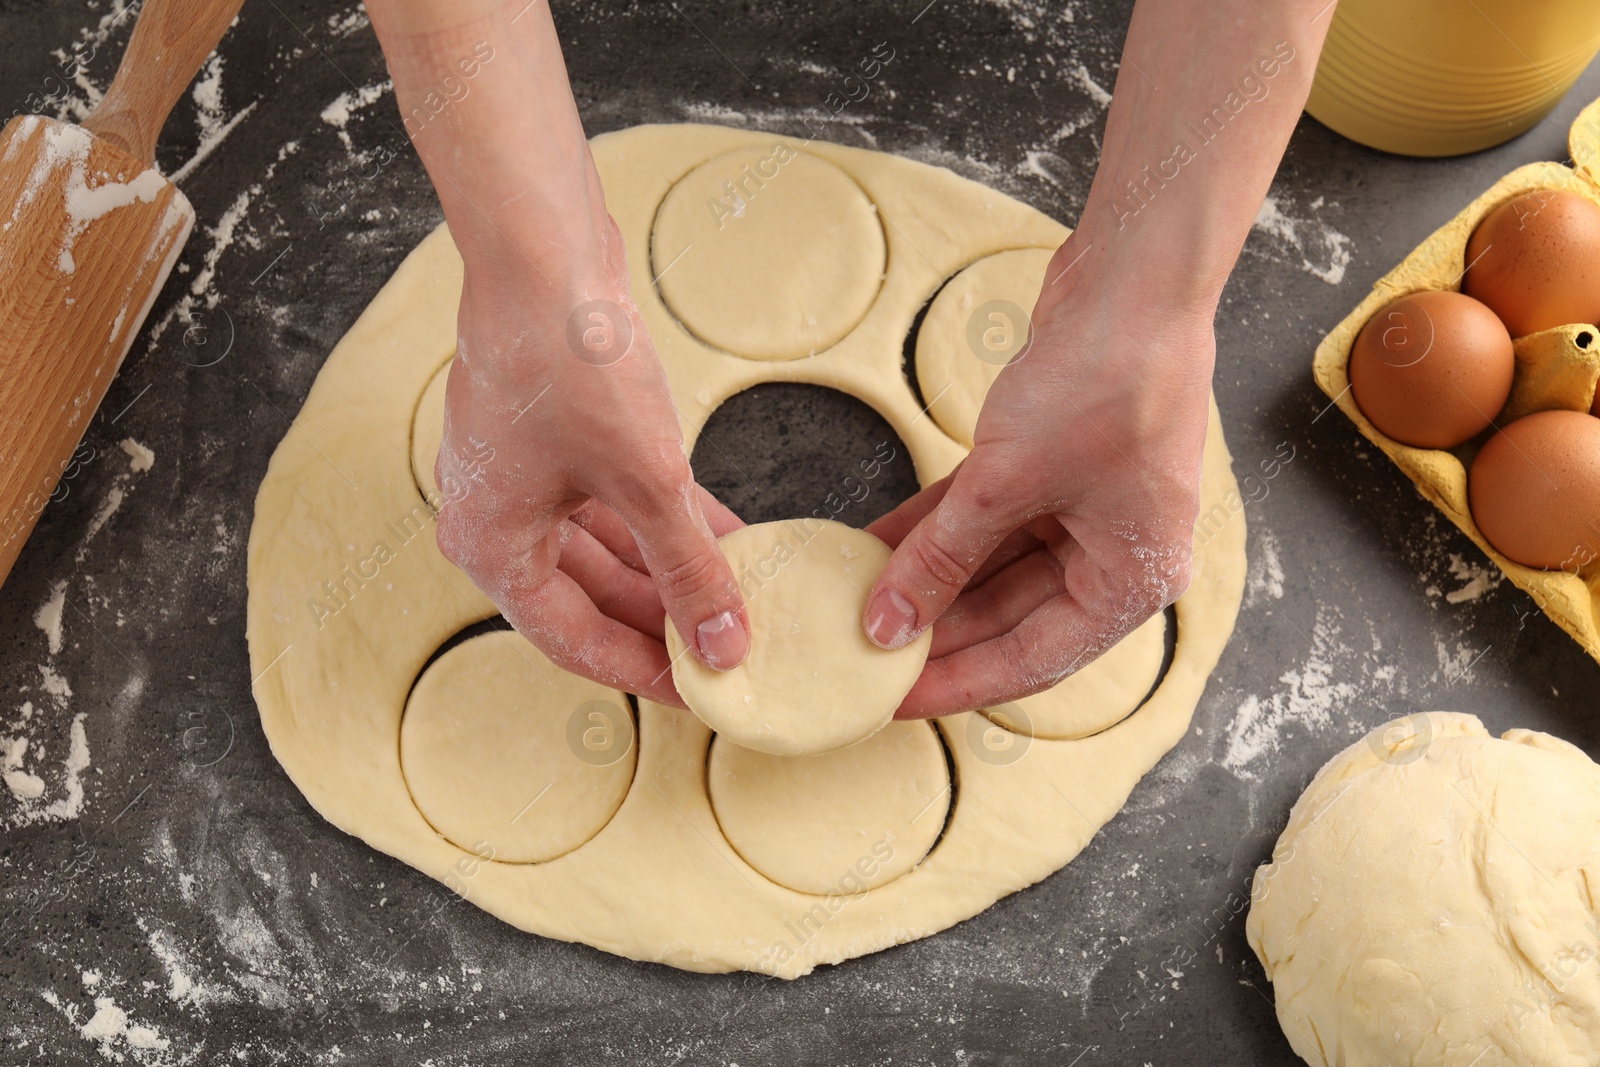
[3,1,1598,1063]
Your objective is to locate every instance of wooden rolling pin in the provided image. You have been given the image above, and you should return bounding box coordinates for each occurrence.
[0,0,245,588]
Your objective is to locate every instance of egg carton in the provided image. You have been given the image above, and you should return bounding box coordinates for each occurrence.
[1312,96,1600,664]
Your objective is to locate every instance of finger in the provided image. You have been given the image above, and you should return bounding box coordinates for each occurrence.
[864,470,958,548]
[557,521,668,638]
[573,489,742,572]
[571,502,649,574]
[894,590,1126,719]
[862,456,1036,651]
[616,466,750,672]
[501,559,686,708]
[968,525,1049,588]
[696,485,745,537]
[929,548,1065,658]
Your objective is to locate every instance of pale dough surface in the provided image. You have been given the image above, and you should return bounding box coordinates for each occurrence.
[916,246,1055,448]
[652,146,886,360]
[664,519,930,755]
[399,630,635,864]
[1248,712,1600,1066]
[708,721,950,895]
[992,609,1167,741]
[247,124,1248,977]
[410,360,448,500]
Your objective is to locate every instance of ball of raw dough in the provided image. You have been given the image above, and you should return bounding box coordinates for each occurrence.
[666,519,931,756]
[1247,712,1600,1067]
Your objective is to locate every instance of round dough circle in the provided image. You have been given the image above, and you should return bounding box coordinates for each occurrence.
[708,721,950,895]
[915,247,1055,447]
[651,146,886,360]
[400,630,636,864]
[1247,712,1600,1066]
[665,519,932,756]
[984,610,1166,740]
[410,358,449,501]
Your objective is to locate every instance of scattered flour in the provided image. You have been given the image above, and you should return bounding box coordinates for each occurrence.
[1223,608,1375,775]
[1071,64,1113,106]
[3,737,45,800]
[79,994,171,1059]
[326,6,371,37]
[1018,149,1072,188]
[320,80,394,152]
[57,438,155,565]
[121,437,156,473]
[1443,552,1502,604]
[1251,195,1354,286]
[320,81,392,129]
[1245,529,1285,605]
[40,986,176,1064]
[39,663,73,702]
[4,575,95,823]
[43,713,91,821]
[147,927,233,1010]
[168,52,256,184]
[1435,639,1487,685]
[34,580,67,655]
[41,2,143,122]
[79,486,126,552]
[139,161,277,358]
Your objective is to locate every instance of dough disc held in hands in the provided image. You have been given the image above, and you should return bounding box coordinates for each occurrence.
[665,519,931,756]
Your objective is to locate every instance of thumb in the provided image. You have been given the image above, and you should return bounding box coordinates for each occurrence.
[863,464,1028,650]
[622,480,749,671]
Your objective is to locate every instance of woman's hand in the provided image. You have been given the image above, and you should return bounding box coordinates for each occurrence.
[433,224,749,707]
[861,0,1333,716]
[864,238,1215,718]
[367,0,749,705]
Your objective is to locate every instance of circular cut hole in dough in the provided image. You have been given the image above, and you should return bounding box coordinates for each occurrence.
[914,247,1057,447]
[410,357,450,503]
[982,609,1168,740]
[665,519,931,756]
[708,720,951,896]
[400,630,636,864]
[651,145,887,361]
[691,383,917,528]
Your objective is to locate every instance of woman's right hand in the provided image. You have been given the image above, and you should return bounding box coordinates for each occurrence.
[433,217,750,706]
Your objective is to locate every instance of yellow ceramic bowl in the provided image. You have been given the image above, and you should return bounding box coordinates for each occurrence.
[1308,0,1600,156]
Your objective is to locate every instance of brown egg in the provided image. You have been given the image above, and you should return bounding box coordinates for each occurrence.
[1468,410,1600,570]
[1463,189,1600,337]
[1349,290,1514,448]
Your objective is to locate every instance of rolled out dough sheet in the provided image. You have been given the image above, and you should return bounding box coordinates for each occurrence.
[246,124,1247,977]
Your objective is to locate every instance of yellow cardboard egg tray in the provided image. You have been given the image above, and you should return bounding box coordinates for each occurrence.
[1312,96,1600,664]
